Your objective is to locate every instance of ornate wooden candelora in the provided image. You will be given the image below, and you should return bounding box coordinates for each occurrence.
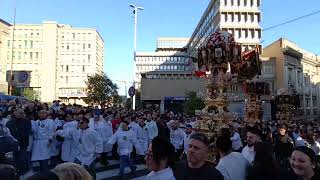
[194,31,262,161]
[243,80,270,125]
[275,91,296,125]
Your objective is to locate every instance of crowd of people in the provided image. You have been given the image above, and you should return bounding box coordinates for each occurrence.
[0,99,320,180]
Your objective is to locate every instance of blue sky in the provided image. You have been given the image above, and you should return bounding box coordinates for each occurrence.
[1,0,320,95]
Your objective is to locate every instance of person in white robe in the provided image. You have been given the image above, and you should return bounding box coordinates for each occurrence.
[59,113,78,162]
[89,113,113,165]
[168,120,184,160]
[31,110,56,172]
[181,124,193,160]
[108,120,137,177]
[145,113,158,145]
[56,116,103,180]
[135,117,149,157]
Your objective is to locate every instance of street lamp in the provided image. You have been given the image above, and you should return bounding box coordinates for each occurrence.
[129,4,143,110]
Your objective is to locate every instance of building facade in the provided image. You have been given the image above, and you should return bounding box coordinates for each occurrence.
[2,21,104,104]
[135,37,192,88]
[263,38,320,117]
[187,0,262,57]
[0,19,11,93]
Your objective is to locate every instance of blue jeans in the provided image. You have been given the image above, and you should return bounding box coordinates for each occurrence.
[119,155,136,176]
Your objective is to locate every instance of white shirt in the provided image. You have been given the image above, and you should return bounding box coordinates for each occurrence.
[230,132,242,150]
[170,128,184,150]
[31,119,56,161]
[129,121,140,135]
[295,136,307,147]
[311,141,320,155]
[183,132,192,153]
[108,129,137,156]
[216,152,250,180]
[146,120,158,140]
[57,127,103,166]
[146,167,176,180]
[241,145,255,164]
[0,118,9,126]
[89,120,113,142]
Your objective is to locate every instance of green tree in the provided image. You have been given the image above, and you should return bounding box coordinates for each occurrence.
[86,73,118,108]
[23,88,37,101]
[113,95,124,106]
[183,91,205,116]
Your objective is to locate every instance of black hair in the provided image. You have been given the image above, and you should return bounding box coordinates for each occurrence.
[81,117,90,123]
[190,132,210,147]
[151,137,175,169]
[216,129,232,153]
[246,125,262,138]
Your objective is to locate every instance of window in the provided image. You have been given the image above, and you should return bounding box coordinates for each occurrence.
[24,40,27,48]
[31,33,33,37]
[88,44,91,48]
[7,40,10,47]
[66,65,69,72]
[36,52,39,59]
[24,52,27,59]
[83,44,85,50]
[67,45,69,50]
[250,29,255,39]
[18,52,21,60]
[37,33,39,36]
[72,33,75,39]
[30,41,33,48]
[82,65,85,72]
[30,52,33,59]
[297,71,301,84]
[12,51,15,59]
[66,76,68,83]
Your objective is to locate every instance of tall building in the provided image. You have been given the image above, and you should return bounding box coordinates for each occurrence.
[135,37,192,88]
[263,38,320,116]
[0,19,11,93]
[187,0,262,57]
[2,21,104,104]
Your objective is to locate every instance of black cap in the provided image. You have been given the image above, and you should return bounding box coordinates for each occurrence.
[293,146,316,163]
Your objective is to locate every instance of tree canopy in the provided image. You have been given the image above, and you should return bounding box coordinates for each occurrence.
[86,73,118,107]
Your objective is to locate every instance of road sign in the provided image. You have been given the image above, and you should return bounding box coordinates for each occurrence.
[128,86,135,97]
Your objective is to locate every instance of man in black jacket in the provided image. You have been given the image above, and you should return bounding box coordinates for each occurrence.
[274,124,293,168]
[174,133,224,180]
[6,108,31,175]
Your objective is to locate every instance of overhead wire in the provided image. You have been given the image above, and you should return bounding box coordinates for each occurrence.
[263,10,320,31]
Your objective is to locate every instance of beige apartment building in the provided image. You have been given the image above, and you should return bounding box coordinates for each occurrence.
[0,19,11,93]
[1,20,104,104]
[263,38,320,116]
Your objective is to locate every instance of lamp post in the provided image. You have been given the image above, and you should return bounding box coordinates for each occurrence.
[9,2,16,95]
[129,4,143,110]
